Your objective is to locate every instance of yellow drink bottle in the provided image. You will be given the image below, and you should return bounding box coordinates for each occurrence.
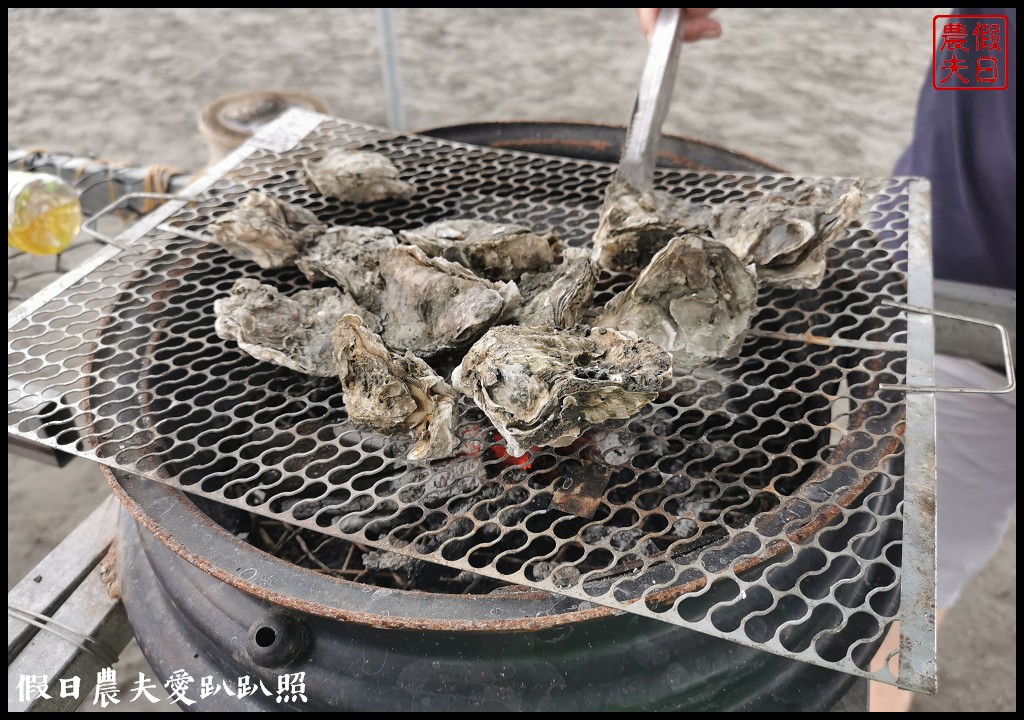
[7,171,82,255]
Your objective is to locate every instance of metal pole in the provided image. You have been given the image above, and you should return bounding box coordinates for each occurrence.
[376,8,407,132]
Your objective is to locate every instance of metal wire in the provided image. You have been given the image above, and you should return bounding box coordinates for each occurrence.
[7,604,120,667]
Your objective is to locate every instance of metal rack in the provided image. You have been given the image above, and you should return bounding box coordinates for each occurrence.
[7,110,938,691]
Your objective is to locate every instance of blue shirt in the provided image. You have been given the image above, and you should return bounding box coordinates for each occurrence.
[894,8,1016,290]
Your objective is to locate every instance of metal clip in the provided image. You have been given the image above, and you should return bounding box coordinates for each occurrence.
[880,299,1016,394]
[80,192,178,245]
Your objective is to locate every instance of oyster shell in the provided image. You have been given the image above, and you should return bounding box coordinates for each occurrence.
[513,247,598,329]
[302,149,415,203]
[207,192,325,269]
[372,246,520,358]
[399,219,558,282]
[214,278,377,377]
[333,314,458,462]
[713,180,864,289]
[592,183,695,272]
[597,234,758,370]
[451,325,672,456]
[592,180,863,289]
[298,231,520,358]
[296,225,398,300]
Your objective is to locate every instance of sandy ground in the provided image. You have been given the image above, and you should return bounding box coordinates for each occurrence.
[7,7,1015,712]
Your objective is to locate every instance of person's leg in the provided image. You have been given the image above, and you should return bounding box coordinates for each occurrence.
[928,356,1017,609]
[869,612,948,712]
[869,355,1016,711]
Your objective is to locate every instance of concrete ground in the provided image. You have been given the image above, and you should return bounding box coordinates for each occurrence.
[7,8,1015,712]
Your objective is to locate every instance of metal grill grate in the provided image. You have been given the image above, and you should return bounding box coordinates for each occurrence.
[7,110,936,691]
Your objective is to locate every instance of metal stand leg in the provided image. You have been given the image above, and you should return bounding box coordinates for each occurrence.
[7,497,133,711]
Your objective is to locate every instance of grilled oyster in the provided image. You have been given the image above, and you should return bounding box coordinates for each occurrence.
[296,225,398,300]
[299,232,519,358]
[333,314,457,462]
[214,278,377,377]
[371,246,520,357]
[597,234,757,370]
[207,192,325,269]
[399,219,558,282]
[592,183,695,271]
[593,180,863,289]
[302,149,415,203]
[513,247,598,329]
[713,180,864,289]
[452,325,672,456]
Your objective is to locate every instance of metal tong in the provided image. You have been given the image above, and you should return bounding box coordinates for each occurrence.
[615,8,685,190]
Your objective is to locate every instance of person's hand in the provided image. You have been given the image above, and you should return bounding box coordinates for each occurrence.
[636,8,722,41]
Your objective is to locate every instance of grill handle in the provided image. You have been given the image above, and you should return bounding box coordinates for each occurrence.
[880,299,1016,394]
[80,192,178,245]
